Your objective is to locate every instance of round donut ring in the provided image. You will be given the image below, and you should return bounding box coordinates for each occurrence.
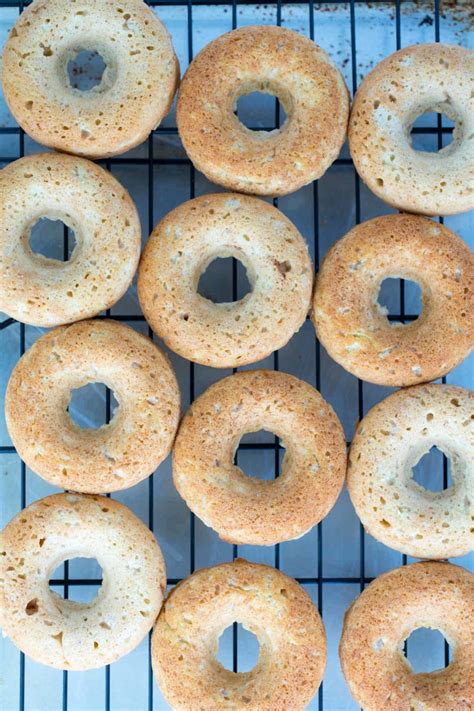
[177,25,349,196]
[6,320,180,494]
[138,193,314,368]
[340,561,474,711]
[0,493,166,671]
[152,558,326,710]
[173,370,347,545]
[349,43,474,215]
[0,153,141,327]
[312,213,474,387]
[2,0,179,158]
[347,384,473,560]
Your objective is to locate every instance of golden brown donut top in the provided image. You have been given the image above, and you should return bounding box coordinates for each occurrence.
[348,383,474,560]
[177,25,349,196]
[138,193,314,368]
[349,43,474,215]
[0,493,166,670]
[5,319,180,494]
[173,369,346,545]
[340,561,474,711]
[312,213,473,386]
[2,0,179,158]
[0,152,141,327]
[152,558,326,710]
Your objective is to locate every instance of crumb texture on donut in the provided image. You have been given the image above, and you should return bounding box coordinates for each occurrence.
[177,25,349,196]
[138,193,314,368]
[349,43,474,215]
[312,213,473,386]
[173,370,346,545]
[0,153,141,327]
[340,561,474,711]
[0,493,166,670]
[152,558,326,710]
[5,319,180,493]
[348,384,474,559]
[2,0,179,157]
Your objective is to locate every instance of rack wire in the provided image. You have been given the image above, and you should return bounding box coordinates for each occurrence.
[0,1,471,710]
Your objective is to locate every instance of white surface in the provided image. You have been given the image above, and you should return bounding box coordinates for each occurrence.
[0,2,473,710]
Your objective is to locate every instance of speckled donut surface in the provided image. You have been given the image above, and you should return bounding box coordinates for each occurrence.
[177,25,349,196]
[312,213,473,387]
[340,561,474,711]
[0,153,141,327]
[0,493,166,671]
[152,558,326,710]
[173,370,346,545]
[138,193,314,368]
[6,320,180,494]
[348,384,473,560]
[2,0,179,158]
[349,43,474,215]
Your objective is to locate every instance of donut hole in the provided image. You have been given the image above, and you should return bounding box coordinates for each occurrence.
[234,430,283,480]
[49,557,103,604]
[409,110,455,153]
[411,445,452,493]
[403,627,449,673]
[68,382,119,430]
[198,257,252,304]
[27,217,77,263]
[235,91,288,132]
[217,623,260,672]
[377,278,422,324]
[67,49,107,91]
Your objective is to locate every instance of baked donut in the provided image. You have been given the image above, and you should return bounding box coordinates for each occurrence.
[6,319,180,494]
[0,493,166,670]
[177,25,349,196]
[349,43,474,215]
[2,0,179,158]
[347,384,473,560]
[339,561,474,711]
[152,558,326,710]
[312,213,473,387]
[0,153,141,327]
[138,193,313,368]
[173,370,346,545]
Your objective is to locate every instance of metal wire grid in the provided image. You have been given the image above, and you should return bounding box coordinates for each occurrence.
[0,0,461,709]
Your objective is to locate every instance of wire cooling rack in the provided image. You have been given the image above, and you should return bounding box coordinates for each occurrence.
[0,1,473,710]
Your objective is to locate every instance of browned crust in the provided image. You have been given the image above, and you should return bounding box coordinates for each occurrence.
[177,25,349,196]
[312,213,473,386]
[138,192,314,368]
[2,0,180,158]
[172,369,347,545]
[5,319,180,493]
[152,558,326,710]
[339,561,474,711]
